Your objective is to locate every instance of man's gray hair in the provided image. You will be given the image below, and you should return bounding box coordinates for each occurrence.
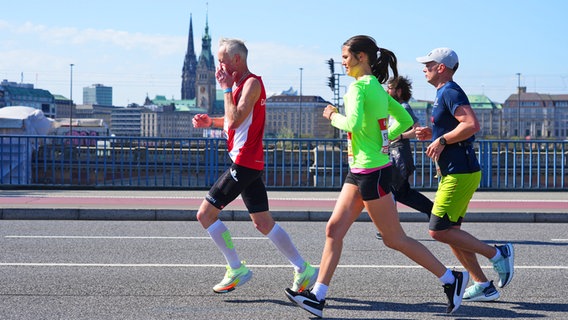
[219,38,248,60]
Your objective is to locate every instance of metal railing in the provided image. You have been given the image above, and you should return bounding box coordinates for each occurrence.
[1,135,566,190]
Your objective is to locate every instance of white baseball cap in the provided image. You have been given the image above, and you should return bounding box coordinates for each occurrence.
[416,47,459,69]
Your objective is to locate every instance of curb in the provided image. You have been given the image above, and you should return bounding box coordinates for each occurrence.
[2,208,567,223]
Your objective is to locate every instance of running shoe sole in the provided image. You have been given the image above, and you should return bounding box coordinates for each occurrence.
[213,269,253,294]
[464,289,500,302]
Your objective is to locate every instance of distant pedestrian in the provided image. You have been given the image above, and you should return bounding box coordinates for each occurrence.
[415,47,514,302]
[192,38,317,294]
[285,35,468,318]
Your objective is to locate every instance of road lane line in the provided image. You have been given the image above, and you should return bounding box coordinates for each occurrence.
[7,235,567,242]
[0,263,566,269]
[5,236,267,240]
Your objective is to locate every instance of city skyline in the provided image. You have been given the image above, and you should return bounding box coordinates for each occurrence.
[1,0,567,106]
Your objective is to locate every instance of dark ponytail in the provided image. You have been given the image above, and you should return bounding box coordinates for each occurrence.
[343,35,399,84]
[372,48,398,84]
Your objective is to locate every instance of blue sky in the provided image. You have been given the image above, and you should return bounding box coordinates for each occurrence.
[1,0,567,106]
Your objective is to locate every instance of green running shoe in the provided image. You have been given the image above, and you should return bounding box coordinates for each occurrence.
[213,262,253,293]
[291,262,318,292]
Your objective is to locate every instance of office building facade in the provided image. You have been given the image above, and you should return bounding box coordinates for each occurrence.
[83,84,113,106]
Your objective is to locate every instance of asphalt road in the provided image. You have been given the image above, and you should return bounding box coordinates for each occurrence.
[1,220,567,319]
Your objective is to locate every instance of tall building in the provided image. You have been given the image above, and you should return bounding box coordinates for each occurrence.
[140,95,206,138]
[141,105,203,138]
[111,107,142,137]
[181,15,197,100]
[265,94,335,138]
[503,90,568,139]
[468,95,503,138]
[53,94,73,119]
[194,15,216,114]
[83,84,112,106]
[180,13,216,114]
[0,80,55,118]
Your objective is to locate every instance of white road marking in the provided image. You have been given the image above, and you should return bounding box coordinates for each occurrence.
[0,263,565,269]
[5,235,267,240]
[7,235,567,242]
[4,235,566,269]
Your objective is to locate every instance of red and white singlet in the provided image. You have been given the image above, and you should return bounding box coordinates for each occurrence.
[224,74,266,171]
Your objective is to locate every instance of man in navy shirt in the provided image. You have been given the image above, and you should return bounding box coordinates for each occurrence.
[415,48,515,302]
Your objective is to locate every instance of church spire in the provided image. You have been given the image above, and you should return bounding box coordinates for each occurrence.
[198,10,215,70]
[181,14,197,100]
[187,14,195,56]
[195,9,217,113]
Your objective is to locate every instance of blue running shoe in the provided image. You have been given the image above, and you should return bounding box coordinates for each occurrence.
[464,281,500,302]
[492,243,514,288]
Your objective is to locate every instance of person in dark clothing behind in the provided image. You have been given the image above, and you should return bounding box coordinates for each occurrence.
[377,76,433,240]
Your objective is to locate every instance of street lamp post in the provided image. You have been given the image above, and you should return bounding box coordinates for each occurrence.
[70,64,74,135]
[299,67,303,138]
[516,72,521,137]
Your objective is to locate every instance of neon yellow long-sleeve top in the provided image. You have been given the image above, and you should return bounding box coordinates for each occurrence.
[331,75,413,169]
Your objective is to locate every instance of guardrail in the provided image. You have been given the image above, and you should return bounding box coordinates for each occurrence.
[1,135,566,190]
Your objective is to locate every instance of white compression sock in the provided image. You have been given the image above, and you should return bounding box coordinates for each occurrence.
[267,223,305,272]
[206,219,241,269]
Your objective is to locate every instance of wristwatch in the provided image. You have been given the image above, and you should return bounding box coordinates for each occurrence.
[439,136,447,146]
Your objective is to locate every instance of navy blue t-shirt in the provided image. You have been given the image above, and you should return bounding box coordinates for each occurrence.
[431,81,480,175]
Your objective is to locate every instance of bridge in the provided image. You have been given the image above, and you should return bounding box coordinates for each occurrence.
[1,135,566,190]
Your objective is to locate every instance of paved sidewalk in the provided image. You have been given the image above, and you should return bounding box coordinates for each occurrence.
[1,189,567,222]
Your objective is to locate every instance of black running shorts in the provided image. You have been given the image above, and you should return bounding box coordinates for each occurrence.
[344,166,392,201]
[206,163,269,213]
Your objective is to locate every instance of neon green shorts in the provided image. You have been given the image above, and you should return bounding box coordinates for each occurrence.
[432,171,481,222]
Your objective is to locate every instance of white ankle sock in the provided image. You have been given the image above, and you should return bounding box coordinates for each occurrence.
[439,268,455,285]
[490,247,502,262]
[312,282,328,301]
[474,281,491,288]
